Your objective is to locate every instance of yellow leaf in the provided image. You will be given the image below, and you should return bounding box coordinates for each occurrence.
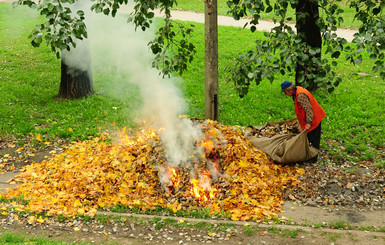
[77,208,85,215]
[296,168,305,175]
[36,133,42,142]
[137,182,147,188]
[1,211,7,216]
[68,128,73,132]
[36,216,45,223]
[28,216,36,224]
[88,208,98,217]
[238,160,248,168]
[74,227,80,231]
[166,202,181,213]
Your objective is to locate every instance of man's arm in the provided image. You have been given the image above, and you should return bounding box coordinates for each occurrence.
[297,93,313,130]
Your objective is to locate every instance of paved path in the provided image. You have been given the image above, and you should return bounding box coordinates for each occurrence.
[116,5,356,42]
[0,171,17,192]
[0,0,356,42]
[154,9,356,42]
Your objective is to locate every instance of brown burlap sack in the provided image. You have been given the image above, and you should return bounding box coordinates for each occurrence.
[245,119,319,164]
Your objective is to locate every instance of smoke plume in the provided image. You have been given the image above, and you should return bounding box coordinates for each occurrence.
[72,2,204,166]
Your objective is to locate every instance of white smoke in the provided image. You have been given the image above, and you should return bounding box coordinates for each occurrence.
[69,1,204,166]
[61,38,92,74]
[60,1,92,76]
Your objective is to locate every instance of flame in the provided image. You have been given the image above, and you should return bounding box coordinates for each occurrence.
[199,137,222,177]
[190,179,208,202]
[189,170,217,203]
[200,139,214,153]
[120,126,159,146]
[168,167,181,189]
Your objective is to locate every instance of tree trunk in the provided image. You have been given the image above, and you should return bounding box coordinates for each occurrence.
[204,0,219,120]
[295,0,322,91]
[59,59,94,99]
[59,40,94,99]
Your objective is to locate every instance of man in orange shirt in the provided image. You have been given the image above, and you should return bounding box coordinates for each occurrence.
[281,80,326,163]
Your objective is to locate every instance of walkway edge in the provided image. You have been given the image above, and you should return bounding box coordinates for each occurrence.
[96,210,384,237]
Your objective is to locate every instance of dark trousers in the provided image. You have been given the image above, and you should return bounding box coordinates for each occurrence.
[307,122,322,162]
[307,122,322,149]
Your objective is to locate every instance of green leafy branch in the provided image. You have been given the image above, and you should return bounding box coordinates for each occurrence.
[226,0,385,97]
[347,0,385,79]
[14,0,87,58]
[149,19,196,76]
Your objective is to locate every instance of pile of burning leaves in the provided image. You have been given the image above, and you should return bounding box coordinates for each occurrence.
[1,120,304,221]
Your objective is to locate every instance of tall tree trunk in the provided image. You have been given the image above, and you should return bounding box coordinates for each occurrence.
[295,0,322,91]
[204,0,219,120]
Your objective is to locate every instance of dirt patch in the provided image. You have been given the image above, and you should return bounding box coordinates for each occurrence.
[1,214,384,245]
[280,201,385,228]
[0,136,67,172]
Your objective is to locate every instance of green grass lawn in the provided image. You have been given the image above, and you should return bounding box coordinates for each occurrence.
[0,2,384,165]
[0,3,137,141]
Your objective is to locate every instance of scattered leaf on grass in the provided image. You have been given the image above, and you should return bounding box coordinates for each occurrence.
[36,133,42,142]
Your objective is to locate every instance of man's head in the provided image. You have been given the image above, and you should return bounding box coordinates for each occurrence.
[281,80,295,96]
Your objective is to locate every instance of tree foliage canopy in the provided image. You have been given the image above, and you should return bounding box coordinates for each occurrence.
[13,0,196,76]
[13,0,385,96]
[226,0,385,97]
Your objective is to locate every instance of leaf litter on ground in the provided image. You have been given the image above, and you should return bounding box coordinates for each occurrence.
[1,119,304,221]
